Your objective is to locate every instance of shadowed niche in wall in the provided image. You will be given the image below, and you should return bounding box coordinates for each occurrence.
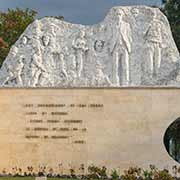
[164,117,180,163]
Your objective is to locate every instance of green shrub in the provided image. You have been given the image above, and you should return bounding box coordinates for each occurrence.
[110,169,119,180]
[87,165,107,179]
[153,169,174,180]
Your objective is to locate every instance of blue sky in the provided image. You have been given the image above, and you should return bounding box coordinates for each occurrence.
[0,0,162,25]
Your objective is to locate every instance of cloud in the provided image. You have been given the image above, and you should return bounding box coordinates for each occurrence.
[0,0,162,25]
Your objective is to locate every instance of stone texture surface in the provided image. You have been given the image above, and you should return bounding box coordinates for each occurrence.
[0,6,179,87]
[0,89,179,172]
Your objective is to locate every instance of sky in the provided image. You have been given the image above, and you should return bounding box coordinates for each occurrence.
[0,0,162,25]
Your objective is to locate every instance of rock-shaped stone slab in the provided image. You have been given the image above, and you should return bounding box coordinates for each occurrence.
[0,6,179,87]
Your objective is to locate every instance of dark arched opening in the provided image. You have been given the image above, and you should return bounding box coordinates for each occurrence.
[164,117,180,163]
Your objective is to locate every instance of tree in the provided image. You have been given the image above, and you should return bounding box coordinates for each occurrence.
[0,8,65,67]
[162,0,180,52]
[0,8,37,66]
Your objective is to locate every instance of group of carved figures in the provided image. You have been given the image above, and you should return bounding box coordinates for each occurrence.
[0,9,163,87]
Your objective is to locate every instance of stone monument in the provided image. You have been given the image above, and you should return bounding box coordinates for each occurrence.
[0,5,179,174]
[0,6,179,87]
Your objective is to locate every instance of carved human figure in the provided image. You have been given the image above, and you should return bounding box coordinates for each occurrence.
[58,53,68,81]
[21,36,28,45]
[41,34,56,83]
[42,33,56,69]
[92,63,112,86]
[18,35,29,49]
[72,30,89,78]
[94,40,107,62]
[144,11,162,77]
[42,35,50,46]
[32,20,42,36]
[94,39,109,60]
[2,56,24,86]
[29,50,46,86]
[48,24,59,37]
[67,54,77,86]
[5,46,18,65]
[30,20,42,53]
[131,8,143,34]
[3,46,18,73]
[94,40,105,53]
[110,9,132,86]
[174,71,180,83]
[131,7,144,27]
[29,36,41,54]
[131,7,139,18]
[14,56,25,86]
[93,40,106,63]
[0,46,19,85]
[42,33,58,64]
[93,39,112,81]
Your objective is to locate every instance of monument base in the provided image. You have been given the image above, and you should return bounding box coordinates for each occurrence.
[0,88,178,174]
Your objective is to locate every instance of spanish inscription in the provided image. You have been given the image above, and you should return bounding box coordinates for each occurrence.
[23,103,104,144]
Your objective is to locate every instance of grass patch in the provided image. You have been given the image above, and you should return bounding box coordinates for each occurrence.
[0,177,35,180]
[0,178,78,180]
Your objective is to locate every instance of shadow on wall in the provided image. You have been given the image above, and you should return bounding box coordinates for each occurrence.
[164,117,180,163]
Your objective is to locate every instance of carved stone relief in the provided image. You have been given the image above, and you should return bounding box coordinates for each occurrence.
[0,6,179,87]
